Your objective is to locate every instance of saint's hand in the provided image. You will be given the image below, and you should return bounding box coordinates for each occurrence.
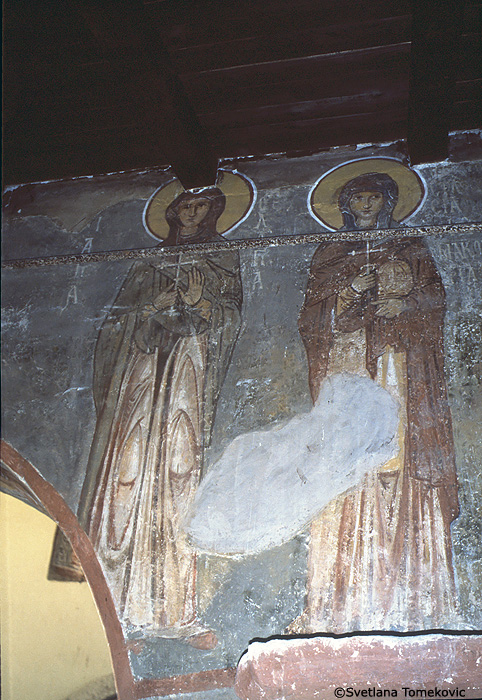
[351,269,377,293]
[372,297,410,318]
[179,267,205,307]
[153,284,177,310]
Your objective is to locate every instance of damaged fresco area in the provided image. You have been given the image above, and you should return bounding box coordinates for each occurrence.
[2,145,482,691]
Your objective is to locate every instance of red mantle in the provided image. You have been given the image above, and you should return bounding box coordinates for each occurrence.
[235,634,482,700]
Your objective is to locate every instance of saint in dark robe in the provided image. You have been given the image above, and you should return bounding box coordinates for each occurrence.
[77,188,242,648]
[291,171,460,632]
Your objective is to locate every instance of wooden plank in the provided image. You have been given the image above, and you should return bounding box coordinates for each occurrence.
[6,46,410,112]
[166,21,473,126]
[407,0,465,164]
[455,79,482,103]
[166,16,412,74]
[181,45,411,108]
[193,72,409,118]
[4,59,409,145]
[461,1,482,33]
[451,100,482,130]
[457,32,482,83]
[4,41,412,134]
[199,88,408,131]
[209,107,408,159]
[150,0,411,48]
[3,101,407,186]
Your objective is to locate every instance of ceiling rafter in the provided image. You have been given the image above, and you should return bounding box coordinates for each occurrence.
[2,0,480,188]
[407,0,465,164]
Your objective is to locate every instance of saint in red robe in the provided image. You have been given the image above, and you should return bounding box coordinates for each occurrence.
[294,237,460,632]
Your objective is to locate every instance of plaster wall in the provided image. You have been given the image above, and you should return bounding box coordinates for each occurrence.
[2,132,481,698]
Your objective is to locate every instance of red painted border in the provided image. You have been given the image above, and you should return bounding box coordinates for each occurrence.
[0,440,137,700]
[136,668,237,698]
[235,634,482,700]
[1,440,239,699]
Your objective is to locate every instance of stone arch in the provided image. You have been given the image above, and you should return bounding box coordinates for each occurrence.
[0,439,136,700]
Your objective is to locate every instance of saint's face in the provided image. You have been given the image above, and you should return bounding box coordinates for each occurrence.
[348,190,384,228]
[177,198,211,234]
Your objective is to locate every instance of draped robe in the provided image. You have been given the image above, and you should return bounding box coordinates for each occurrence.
[77,245,242,631]
[296,237,459,632]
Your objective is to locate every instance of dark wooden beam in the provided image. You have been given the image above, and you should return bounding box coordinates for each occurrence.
[184,45,410,112]
[68,0,219,189]
[164,15,412,74]
[212,108,408,160]
[153,0,411,49]
[407,0,464,164]
[3,0,478,187]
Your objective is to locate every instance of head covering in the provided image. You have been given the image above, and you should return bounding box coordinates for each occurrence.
[163,187,226,246]
[338,172,399,229]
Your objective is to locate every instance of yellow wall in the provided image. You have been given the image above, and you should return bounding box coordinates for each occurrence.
[0,492,114,700]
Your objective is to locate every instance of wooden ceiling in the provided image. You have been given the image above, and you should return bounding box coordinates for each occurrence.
[3,0,481,189]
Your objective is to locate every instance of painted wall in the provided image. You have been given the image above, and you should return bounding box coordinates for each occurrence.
[2,132,481,699]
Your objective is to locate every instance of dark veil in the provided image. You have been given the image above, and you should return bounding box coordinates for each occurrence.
[338,172,399,230]
[162,188,226,246]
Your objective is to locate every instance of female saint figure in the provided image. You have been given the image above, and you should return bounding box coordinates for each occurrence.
[77,187,243,648]
[293,169,459,632]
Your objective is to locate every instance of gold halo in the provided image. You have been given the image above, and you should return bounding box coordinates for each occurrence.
[143,169,255,240]
[310,158,425,230]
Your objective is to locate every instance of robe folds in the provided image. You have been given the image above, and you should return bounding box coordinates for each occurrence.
[296,237,460,632]
[77,244,242,630]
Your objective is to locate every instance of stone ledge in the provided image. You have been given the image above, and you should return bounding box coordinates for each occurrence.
[234,633,482,700]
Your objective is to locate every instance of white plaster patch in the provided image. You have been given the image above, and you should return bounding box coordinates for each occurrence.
[187,373,399,554]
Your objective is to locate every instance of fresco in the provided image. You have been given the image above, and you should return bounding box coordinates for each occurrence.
[294,163,459,632]
[67,173,253,650]
[189,161,461,634]
[2,145,481,691]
